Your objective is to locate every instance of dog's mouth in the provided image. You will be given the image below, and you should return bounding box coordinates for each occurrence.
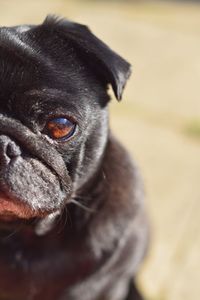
[0,155,72,222]
[0,192,50,221]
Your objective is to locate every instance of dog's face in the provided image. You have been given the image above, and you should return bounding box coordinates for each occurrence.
[0,16,131,224]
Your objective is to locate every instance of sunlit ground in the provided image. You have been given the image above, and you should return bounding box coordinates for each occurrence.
[0,1,200,299]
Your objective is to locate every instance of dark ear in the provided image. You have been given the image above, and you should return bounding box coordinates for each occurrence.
[43,16,132,101]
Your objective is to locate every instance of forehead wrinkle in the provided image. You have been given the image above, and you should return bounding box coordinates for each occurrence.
[0,29,36,56]
[24,89,74,104]
[25,88,65,97]
[24,85,83,101]
[0,28,54,71]
[23,88,82,111]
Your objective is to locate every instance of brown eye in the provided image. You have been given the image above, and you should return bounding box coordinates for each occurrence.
[47,117,76,141]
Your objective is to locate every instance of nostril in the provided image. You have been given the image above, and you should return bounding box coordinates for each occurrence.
[0,136,22,164]
[6,142,21,159]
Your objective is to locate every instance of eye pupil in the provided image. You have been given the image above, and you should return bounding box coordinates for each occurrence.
[47,117,75,140]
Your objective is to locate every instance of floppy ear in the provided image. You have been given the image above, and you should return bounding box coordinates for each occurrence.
[43,16,132,101]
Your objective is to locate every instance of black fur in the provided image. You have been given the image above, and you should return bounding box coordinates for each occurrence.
[0,16,148,300]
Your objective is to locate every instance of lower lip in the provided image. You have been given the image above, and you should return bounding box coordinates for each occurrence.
[0,193,34,220]
[0,193,54,221]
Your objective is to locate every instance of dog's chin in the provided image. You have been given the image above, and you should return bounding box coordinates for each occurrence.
[0,193,51,222]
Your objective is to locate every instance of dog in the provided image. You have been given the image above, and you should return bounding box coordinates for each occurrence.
[0,16,149,300]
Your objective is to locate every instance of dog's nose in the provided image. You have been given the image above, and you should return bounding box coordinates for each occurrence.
[0,135,21,164]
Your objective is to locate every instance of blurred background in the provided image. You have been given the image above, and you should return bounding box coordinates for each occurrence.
[0,0,200,299]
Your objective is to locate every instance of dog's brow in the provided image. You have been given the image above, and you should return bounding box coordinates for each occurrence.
[25,88,62,97]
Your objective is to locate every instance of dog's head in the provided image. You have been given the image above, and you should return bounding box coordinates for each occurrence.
[0,16,131,224]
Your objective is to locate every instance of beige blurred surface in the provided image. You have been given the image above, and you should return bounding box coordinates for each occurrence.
[0,1,200,299]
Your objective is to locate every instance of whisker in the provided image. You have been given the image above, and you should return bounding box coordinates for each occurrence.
[73,195,92,201]
[2,225,23,241]
[69,199,96,213]
[65,206,72,227]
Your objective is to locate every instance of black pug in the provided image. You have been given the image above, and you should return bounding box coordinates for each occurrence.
[0,16,149,300]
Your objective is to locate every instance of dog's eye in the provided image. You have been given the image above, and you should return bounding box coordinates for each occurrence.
[46,117,76,141]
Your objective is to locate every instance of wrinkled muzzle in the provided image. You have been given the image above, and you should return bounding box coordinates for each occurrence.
[0,114,72,219]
